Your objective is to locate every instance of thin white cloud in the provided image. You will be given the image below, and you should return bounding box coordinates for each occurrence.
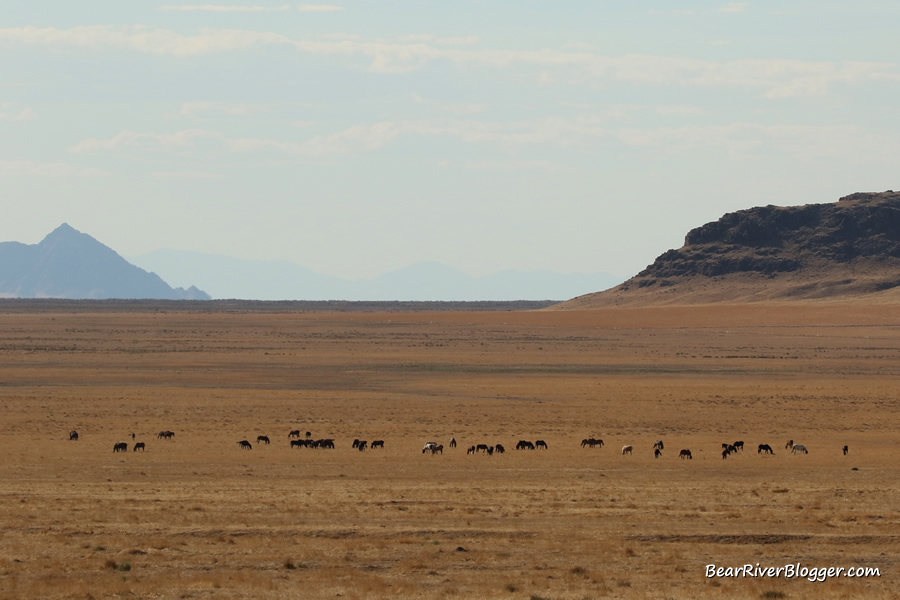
[70,129,222,153]
[464,160,570,172]
[159,4,291,11]
[2,25,897,96]
[718,2,749,13]
[152,170,219,179]
[0,106,38,121]
[180,101,254,117]
[298,4,343,11]
[0,160,105,177]
[655,105,704,116]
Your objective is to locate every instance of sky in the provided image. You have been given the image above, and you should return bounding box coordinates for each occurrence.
[2,1,898,280]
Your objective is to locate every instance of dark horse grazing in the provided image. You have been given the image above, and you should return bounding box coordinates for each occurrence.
[430,444,443,455]
[516,440,535,450]
[466,445,476,454]
[371,440,384,449]
[581,438,603,448]
[357,441,368,451]
[535,440,548,449]
[290,439,306,448]
[288,430,301,439]
[158,430,175,440]
[495,443,505,454]
[113,442,128,453]
[237,440,252,450]
[449,437,457,448]
[679,449,692,459]
[133,442,145,452]
[256,435,270,445]
[758,444,774,455]
[843,445,849,455]
[69,430,79,441]
[733,440,744,451]
[654,448,661,459]
[476,443,489,453]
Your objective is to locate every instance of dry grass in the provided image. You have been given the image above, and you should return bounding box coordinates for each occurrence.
[0,303,897,599]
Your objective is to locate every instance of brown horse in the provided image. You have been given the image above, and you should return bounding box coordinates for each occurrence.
[621,445,633,455]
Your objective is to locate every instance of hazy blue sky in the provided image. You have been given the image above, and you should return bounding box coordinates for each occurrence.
[2,1,898,279]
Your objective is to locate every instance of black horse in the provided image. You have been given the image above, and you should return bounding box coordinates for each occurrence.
[758,444,774,455]
[237,440,252,450]
[256,435,270,445]
[69,430,79,441]
[113,442,128,453]
[133,442,145,452]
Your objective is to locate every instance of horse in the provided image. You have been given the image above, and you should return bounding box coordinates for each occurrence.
[535,440,548,449]
[723,443,737,456]
[722,448,730,459]
[449,437,457,448]
[237,440,252,450]
[791,444,808,454]
[320,438,335,449]
[352,439,361,449]
[476,443,489,453]
[653,440,664,451]
[467,445,476,455]
[158,430,174,440]
[69,430,79,441]
[487,446,494,456]
[757,444,774,455]
[430,444,443,455]
[113,442,128,453]
[256,435,270,445]
[288,430,301,439]
[621,445,633,455]
[133,442,145,452]
[290,439,305,448]
[516,440,535,450]
[495,443,505,454]
[422,442,438,454]
[305,431,312,439]
[654,448,661,459]
[733,441,744,451]
[679,449,692,460]
[843,445,849,455]
[371,440,384,449]
[581,438,604,448]
[785,439,794,450]
[357,441,367,451]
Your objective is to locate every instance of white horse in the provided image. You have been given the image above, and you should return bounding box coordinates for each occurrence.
[621,445,633,455]
[422,441,437,454]
[791,444,808,454]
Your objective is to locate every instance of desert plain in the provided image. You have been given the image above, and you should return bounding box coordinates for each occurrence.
[0,301,897,599]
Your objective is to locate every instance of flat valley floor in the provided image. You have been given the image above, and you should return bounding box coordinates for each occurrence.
[0,303,897,599]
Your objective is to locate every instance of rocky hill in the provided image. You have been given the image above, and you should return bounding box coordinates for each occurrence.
[0,224,209,300]
[560,191,900,307]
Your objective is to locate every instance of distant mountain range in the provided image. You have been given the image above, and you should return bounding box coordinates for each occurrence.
[0,224,209,300]
[128,250,624,301]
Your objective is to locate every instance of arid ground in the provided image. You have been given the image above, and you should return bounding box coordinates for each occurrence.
[0,302,897,599]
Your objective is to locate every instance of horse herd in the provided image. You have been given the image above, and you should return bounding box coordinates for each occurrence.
[68,429,848,459]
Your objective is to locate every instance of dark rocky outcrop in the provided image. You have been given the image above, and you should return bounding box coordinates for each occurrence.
[0,224,210,300]
[560,191,900,307]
